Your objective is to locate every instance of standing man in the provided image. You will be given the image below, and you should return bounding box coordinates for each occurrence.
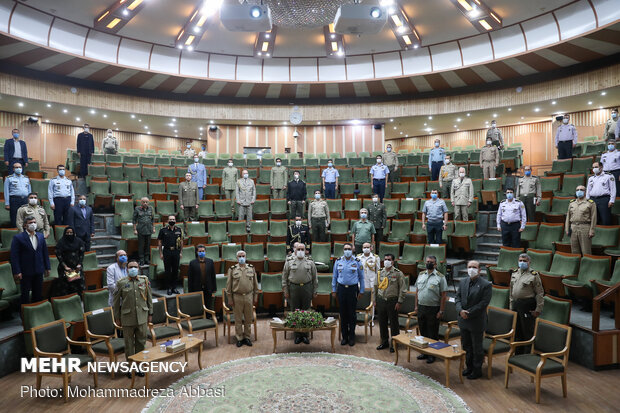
[4,128,28,175]
[421,189,448,244]
[48,164,75,226]
[222,159,239,214]
[101,129,119,155]
[586,161,615,225]
[286,216,310,253]
[451,167,473,221]
[157,215,183,296]
[601,138,620,195]
[351,208,375,254]
[179,172,199,221]
[415,255,448,364]
[10,216,50,304]
[455,260,492,380]
[188,244,216,310]
[76,123,94,178]
[106,250,128,306]
[332,243,364,346]
[486,120,504,149]
[358,242,380,323]
[479,137,500,179]
[375,253,407,352]
[133,197,155,266]
[308,190,330,242]
[322,160,339,199]
[370,155,389,202]
[566,186,596,255]
[4,162,31,227]
[287,170,306,220]
[510,254,544,353]
[183,141,195,158]
[515,165,541,223]
[438,154,457,199]
[16,193,50,238]
[236,169,256,231]
[226,250,259,347]
[367,194,386,250]
[69,195,94,251]
[603,108,618,141]
[497,189,527,248]
[188,155,207,200]
[198,144,208,160]
[282,243,318,344]
[270,158,288,199]
[555,114,577,159]
[383,143,399,191]
[113,260,152,378]
[428,139,445,181]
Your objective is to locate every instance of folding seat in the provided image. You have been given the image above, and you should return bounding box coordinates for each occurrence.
[244,242,265,275]
[545,197,572,223]
[562,255,611,302]
[110,180,131,199]
[398,198,418,220]
[389,182,408,199]
[358,183,373,198]
[526,248,553,272]
[545,159,572,178]
[155,157,172,166]
[338,168,353,184]
[269,220,288,243]
[481,179,502,205]
[539,295,572,325]
[106,165,124,180]
[378,242,399,262]
[270,198,288,219]
[204,244,222,273]
[113,200,134,227]
[571,157,594,174]
[534,198,551,222]
[487,246,524,285]
[384,198,399,219]
[398,243,425,281]
[520,222,539,246]
[221,243,241,273]
[407,181,425,199]
[131,181,148,201]
[400,166,417,182]
[426,181,440,197]
[141,166,159,180]
[252,199,269,220]
[155,200,176,221]
[409,219,426,244]
[0,262,20,306]
[353,168,369,183]
[343,199,361,219]
[124,165,142,181]
[310,242,331,272]
[327,198,343,219]
[340,183,355,198]
[418,244,447,275]
[266,242,287,272]
[148,181,166,195]
[591,225,620,255]
[214,199,232,220]
[449,220,477,253]
[555,174,585,197]
[329,218,349,242]
[228,220,248,244]
[387,218,411,248]
[306,183,321,199]
[540,176,561,198]
[531,223,564,251]
[250,220,269,245]
[260,272,284,312]
[139,156,156,166]
[89,180,113,212]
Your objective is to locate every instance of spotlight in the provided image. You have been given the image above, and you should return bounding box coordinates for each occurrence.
[250,6,262,18]
[370,7,382,19]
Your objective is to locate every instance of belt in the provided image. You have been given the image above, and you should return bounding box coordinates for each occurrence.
[164,247,179,251]
[373,178,385,181]
[290,281,311,286]
[54,196,71,199]
[338,283,357,288]
[501,220,520,224]
[233,291,252,296]
[571,222,590,225]
[427,220,443,224]
[325,181,336,184]
[9,195,27,199]
[590,195,610,199]
[311,216,326,219]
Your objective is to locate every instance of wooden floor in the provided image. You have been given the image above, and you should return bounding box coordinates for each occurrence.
[1,318,619,412]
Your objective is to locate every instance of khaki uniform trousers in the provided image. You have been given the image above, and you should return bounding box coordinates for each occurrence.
[482,161,496,179]
[183,206,197,221]
[272,189,285,199]
[233,293,253,341]
[225,189,236,210]
[441,180,452,199]
[570,223,592,255]
[238,205,253,229]
[454,205,469,221]
[123,323,147,358]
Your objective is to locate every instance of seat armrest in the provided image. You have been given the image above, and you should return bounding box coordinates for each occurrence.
[34,348,64,358]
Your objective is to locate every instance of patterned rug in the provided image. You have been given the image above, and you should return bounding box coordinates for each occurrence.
[143,353,470,413]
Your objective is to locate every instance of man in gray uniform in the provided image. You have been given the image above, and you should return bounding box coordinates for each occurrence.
[515,165,541,222]
[236,169,256,231]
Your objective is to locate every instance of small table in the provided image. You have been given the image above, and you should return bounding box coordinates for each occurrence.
[270,323,337,353]
[128,336,203,388]
[391,334,465,387]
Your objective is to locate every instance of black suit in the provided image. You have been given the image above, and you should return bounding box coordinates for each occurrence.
[187,258,216,310]
[69,205,95,251]
[10,231,50,304]
[455,276,492,374]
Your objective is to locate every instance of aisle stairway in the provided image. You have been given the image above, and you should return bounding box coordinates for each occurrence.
[91,213,120,268]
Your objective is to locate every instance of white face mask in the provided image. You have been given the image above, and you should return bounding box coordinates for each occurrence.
[243,173,248,179]
[562,118,569,124]
[363,247,370,254]
[444,159,450,164]
[491,124,496,129]
[296,250,305,259]
[593,167,600,174]
[294,174,299,180]
[486,141,492,145]
[28,198,37,206]
[28,223,37,232]
[383,260,392,268]
[459,172,465,178]
[107,133,113,137]
[84,127,89,133]
[315,194,321,199]
[194,158,199,163]
[295,220,301,227]
[276,161,281,166]
[434,142,440,147]
[372,198,378,204]
[228,162,233,167]
[467,267,478,278]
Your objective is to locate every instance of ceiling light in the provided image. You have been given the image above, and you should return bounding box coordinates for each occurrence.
[424,123,427,126]
[467,113,471,117]
[116,127,119,130]
[250,6,262,18]
[103,114,108,118]
[508,108,512,111]
[113,122,116,125]
[18,102,23,107]
[601,91,607,96]
[46,103,52,108]
[138,119,142,122]
[199,127,203,131]
[521,116,524,119]
[534,108,540,112]
[177,45,183,49]
[122,9,129,17]
[144,126,148,129]
[147,131,151,134]
[106,18,121,29]
[456,118,461,122]
[90,109,96,114]
[428,116,433,120]
[469,9,480,19]
[209,120,214,124]
[551,101,556,105]
[174,130,178,133]
[390,118,394,122]
[493,113,497,118]
[34,112,39,116]
[75,117,80,122]
[457,0,473,11]
[370,7,382,19]
[393,126,397,130]
[172,118,176,122]
[187,46,194,51]
[391,15,402,27]
[588,101,593,105]
[265,33,270,39]
[402,35,412,45]
[317,121,321,125]
[45,119,49,123]
[454,125,457,128]
[63,109,68,113]
[193,26,200,33]
[266,53,270,57]
[131,114,135,118]
[413,44,419,49]
[400,132,403,134]
[248,121,252,125]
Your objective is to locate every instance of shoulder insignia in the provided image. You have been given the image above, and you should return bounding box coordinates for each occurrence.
[570,199,576,203]
[588,199,594,203]
[356,253,363,258]
[510,268,519,273]
[354,257,361,262]
[531,270,539,275]
[247,263,254,267]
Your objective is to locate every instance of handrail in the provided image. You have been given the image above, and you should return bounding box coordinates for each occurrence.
[592,282,620,332]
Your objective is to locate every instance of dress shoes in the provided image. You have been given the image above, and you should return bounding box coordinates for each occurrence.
[166,289,172,296]
[136,372,145,377]
[294,337,302,344]
[348,339,355,346]
[302,337,310,345]
[462,368,472,377]
[244,338,253,346]
[172,289,180,295]
[417,354,428,360]
[389,347,395,353]
[126,373,132,379]
[467,371,482,380]
[236,340,243,347]
[341,338,348,346]
[376,342,390,350]
[426,356,436,364]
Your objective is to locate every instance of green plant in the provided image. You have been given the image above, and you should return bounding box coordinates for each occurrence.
[284,309,325,329]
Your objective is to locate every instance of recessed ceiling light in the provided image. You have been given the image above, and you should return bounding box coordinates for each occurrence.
[175,134,178,137]
[174,130,178,133]
[393,126,397,129]
[115,127,119,130]
[147,131,151,134]
[199,126,203,130]
[138,119,142,122]
[113,122,117,125]
[601,91,607,96]
[75,117,80,121]
[130,114,135,118]
[400,132,403,134]
[424,123,427,126]
[456,118,461,122]
[428,116,433,120]
[521,116,524,119]
[45,119,49,123]
[248,121,252,125]
[103,114,108,118]
[209,120,214,124]
[282,122,287,125]
[457,129,460,131]
[90,109,96,114]
[317,121,321,125]
[493,113,497,118]
[18,102,24,107]
[122,9,129,16]
[466,113,471,117]
[453,125,457,128]
[534,108,540,112]
[46,103,52,108]
[144,126,148,129]
[551,101,556,105]
[588,101,593,105]
[508,108,512,111]
[199,133,203,136]
[34,112,39,116]
[390,118,394,122]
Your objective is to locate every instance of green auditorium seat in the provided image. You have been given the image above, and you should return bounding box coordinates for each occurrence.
[270,199,288,219]
[326,199,343,219]
[250,220,268,245]
[387,218,411,245]
[155,200,176,220]
[149,181,166,195]
[538,251,581,297]
[489,285,510,309]
[562,255,610,301]
[540,176,561,197]
[398,292,418,331]
[260,272,284,312]
[266,243,287,272]
[141,166,159,180]
[487,246,524,285]
[546,159,572,176]
[51,293,84,339]
[22,300,56,355]
[330,218,349,242]
[398,198,418,220]
[131,181,148,201]
[106,165,124,180]
[82,288,110,312]
[545,197,572,223]
[531,223,564,251]
[214,199,232,220]
[555,174,585,197]
[155,157,172,166]
[450,220,477,253]
[398,243,424,281]
[139,156,156,165]
[124,165,142,181]
[269,220,288,243]
[343,199,361,219]
[227,220,247,244]
[407,182,425,198]
[310,242,331,272]
[113,200,134,227]
[591,225,620,254]
[539,295,572,325]
[571,157,594,174]
[0,262,20,306]
[353,168,369,183]
[526,248,552,272]
[384,198,399,219]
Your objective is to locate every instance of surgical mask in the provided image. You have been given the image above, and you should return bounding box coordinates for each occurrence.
[444,159,450,164]
[243,173,248,179]
[238,257,246,264]
[187,144,191,148]
[79,199,86,206]
[14,168,22,175]
[360,213,367,219]
[593,167,600,174]
[434,142,440,147]
[276,161,281,166]
[576,190,585,198]
[295,220,301,227]
[387,147,392,152]
[194,158,199,163]
[118,255,128,264]
[169,221,175,226]
[491,124,496,129]
[609,144,615,151]
[426,262,434,270]
[58,169,66,176]
[376,158,382,164]
[525,170,531,177]
[84,127,89,133]
[363,247,370,254]
[107,133,113,138]
[459,172,465,178]
[198,251,206,258]
[27,223,37,232]
[315,193,321,199]
[28,198,37,206]
[228,162,233,167]
[612,113,618,120]
[384,260,392,268]
[506,193,514,200]
[296,250,305,259]
[202,146,206,150]
[328,162,333,167]
[294,174,299,180]
[431,193,438,200]
[12,133,19,139]
[467,268,478,278]
[373,198,378,204]
[128,268,139,277]
[486,141,492,145]
[562,118,569,124]
[343,250,352,258]
[518,261,528,270]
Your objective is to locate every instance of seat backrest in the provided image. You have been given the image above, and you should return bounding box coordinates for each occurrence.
[221,243,240,260]
[316,274,332,293]
[82,288,109,312]
[23,300,55,331]
[489,286,510,309]
[33,320,68,354]
[486,307,516,335]
[399,292,416,314]
[177,293,204,318]
[266,243,286,260]
[441,300,458,322]
[0,262,18,297]
[310,242,331,264]
[526,249,552,272]
[85,308,116,336]
[356,290,372,309]
[547,251,580,276]
[533,319,570,354]
[51,294,84,323]
[245,242,264,260]
[577,255,610,283]
[261,272,282,292]
[591,225,620,248]
[424,244,446,262]
[540,296,572,325]
[151,298,167,325]
[453,220,475,236]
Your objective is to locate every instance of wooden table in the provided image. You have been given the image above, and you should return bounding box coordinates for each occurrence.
[270,323,337,353]
[391,334,465,387]
[128,336,203,388]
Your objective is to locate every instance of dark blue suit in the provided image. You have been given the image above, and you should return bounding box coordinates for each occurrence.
[69,205,94,251]
[76,132,94,178]
[3,138,28,175]
[10,231,50,304]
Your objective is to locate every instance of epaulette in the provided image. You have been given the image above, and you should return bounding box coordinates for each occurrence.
[531,270,539,275]
[570,199,576,203]
[588,199,594,203]
[356,253,364,258]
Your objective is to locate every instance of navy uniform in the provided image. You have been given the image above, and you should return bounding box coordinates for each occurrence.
[601,145,620,195]
[367,200,386,248]
[422,197,448,244]
[157,224,183,293]
[287,177,306,219]
[4,172,31,228]
[48,174,75,225]
[76,129,94,178]
[496,198,526,247]
[286,221,310,252]
[586,172,616,225]
[112,274,152,359]
[370,162,390,201]
[555,122,577,159]
[509,267,544,353]
[322,165,339,199]
[332,253,365,345]
[428,145,445,181]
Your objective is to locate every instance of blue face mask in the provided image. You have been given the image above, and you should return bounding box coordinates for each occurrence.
[79,199,86,206]
[360,213,367,219]
[612,113,618,120]
[12,133,19,139]
[518,261,528,270]
[14,168,22,175]
[343,250,352,258]
[576,190,584,198]
[608,144,615,151]
[238,257,246,264]
[506,193,514,200]
[431,193,438,200]
[119,255,128,264]
[58,169,66,176]
[525,170,531,177]
[328,163,333,167]
[387,147,392,152]
[198,251,206,258]
[128,268,139,277]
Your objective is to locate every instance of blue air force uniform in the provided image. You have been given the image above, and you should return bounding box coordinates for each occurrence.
[332,255,365,344]
[370,163,389,201]
[322,167,340,199]
[4,173,31,227]
[48,176,75,225]
[586,172,616,225]
[555,123,577,159]
[188,161,208,200]
[496,199,526,248]
[601,149,620,195]
[428,147,446,181]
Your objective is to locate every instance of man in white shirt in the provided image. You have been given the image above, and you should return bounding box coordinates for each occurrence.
[106,250,128,306]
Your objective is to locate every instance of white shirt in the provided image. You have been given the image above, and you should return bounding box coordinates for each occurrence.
[106,262,128,305]
[198,150,208,159]
[28,231,38,250]
[13,138,22,159]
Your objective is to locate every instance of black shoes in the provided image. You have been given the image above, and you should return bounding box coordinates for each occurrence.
[302,337,310,345]
[417,354,428,360]
[236,340,243,347]
[243,338,253,346]
[294,337,302,344]
[341,338,348,346]
[467,371,482,380]
[172,289,180,294]
[136,372,145,377]
[348,339,355,346]
[389,347,395,353]
[462,368,472,377]
[167,289,172,296]
[126,373,132,379]
[376,342,390,350]
[426,356,436,364]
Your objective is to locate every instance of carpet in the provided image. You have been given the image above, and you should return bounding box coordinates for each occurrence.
[143,353,471,413]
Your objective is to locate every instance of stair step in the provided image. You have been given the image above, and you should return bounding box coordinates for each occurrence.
[97,253,117,260]
[91,244,117,250]
[477,242,502,248]
[474,251,499,258]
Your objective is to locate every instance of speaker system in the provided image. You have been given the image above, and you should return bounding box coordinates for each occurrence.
[220,4,272,32]
[374,124,382,130]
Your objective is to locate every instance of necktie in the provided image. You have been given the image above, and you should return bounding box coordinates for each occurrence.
[82,208,86,219]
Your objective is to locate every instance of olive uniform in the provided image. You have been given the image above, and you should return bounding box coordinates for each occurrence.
[515,175,542,222]
[112,274,153,358]
[438,163,457,199]
[416,269,448,341]
[179,181,200,221]
[222,166,239,210]
[351,220,376,254]
[16,204,50,238]
[226,263,259,342]
[236,177,256,231]
[375,266,407,347]
[308,198,330,242]
[509,268,544,353]
[282,255,318,339]
[479,145,500,179]
[565,198,597,255]
[367,202,387,248]
[451,177,474,221]
[157,225,183,291]
[133,205,154,265]
[270,165,288,199]
[383,150,399,189]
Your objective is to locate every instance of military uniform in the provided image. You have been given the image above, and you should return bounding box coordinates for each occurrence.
[48,175,75,225]
[358,252,380,294]
[422,198,448,244]
[270,165,288,199]
[236,177,256,230]
[4,173,31,228]
[486,127,504,148]
[157,225,183,291]
[16,203,50,238]
[375,266,407,348]
[438,162,457,199]
[555,122,578,159]
[428,147,446,181]
[367,201,387,248]
[226,263,259,342]
[322,167,339,199]
[450,176,474,220]
[515,175,542,222]
[603,117,617,141]
[416,269,448,343]
[282,255,318,339]
[351,220,376,254]
[133,205,154,265]
[112,274,153,358]
[509,268,544,353]
[383,149,399,189]
[586,172,616,225]
[370,163,390,201]
[188,161,208,200]
[332,255,365,344]
[183,148,196,158]
[222,166,239,209]
[497,199,527,247]
[179,181,199,221]
[479,145,500,179]
[286,222,310,252]
[101,135,118,154]
[601,149,620,195]
[287,178,306,219]
[566,198,597,255]
[308,198,330,242]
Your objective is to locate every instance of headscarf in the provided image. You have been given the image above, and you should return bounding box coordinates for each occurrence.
[56,226,84,256]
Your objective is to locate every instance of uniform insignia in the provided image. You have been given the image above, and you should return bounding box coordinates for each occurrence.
[570,199,576,203]
[531,270,539,275]
[588,199,594,203]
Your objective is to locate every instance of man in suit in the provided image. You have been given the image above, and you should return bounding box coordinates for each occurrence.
[455,260,492,380]
[69,194,95,251]
[4,128,28,175]
[76,123,94,178]
[10,216,50,304]
[187,244,216,310]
